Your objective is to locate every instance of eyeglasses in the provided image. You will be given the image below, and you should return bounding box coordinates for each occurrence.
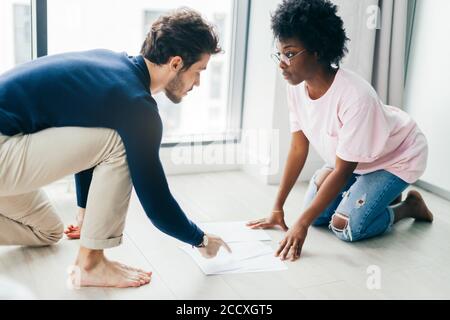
[271,49,307,66]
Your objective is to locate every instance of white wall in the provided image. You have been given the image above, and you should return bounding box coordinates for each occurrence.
[240,0,279,183]
[403,0,450,193]
[241,0,324,185]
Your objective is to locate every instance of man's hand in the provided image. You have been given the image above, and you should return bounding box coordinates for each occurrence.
[276,223,308,261]
[197,234,232,259]
[246,210,289,231]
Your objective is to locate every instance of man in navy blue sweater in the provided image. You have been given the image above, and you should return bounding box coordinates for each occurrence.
[0,8,230,288]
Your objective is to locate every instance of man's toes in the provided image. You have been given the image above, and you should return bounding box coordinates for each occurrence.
[137,268,152,276]
[123,264,151,276]
[138,270,149,277]
[130,276,144,287]
[139,273,151,282]
[66,232,81,239]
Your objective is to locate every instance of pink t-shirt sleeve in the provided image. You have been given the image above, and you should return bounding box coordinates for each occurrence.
[287,86,302,133]
[336,95,390,163]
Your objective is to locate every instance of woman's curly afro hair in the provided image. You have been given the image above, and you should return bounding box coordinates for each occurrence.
[271,0,349,67]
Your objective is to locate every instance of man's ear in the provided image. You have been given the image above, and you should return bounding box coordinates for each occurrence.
[169,56,184,72]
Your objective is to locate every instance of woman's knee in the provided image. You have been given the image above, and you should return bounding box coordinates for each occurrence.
[314,167,334,190]
[330,211,359,242]
[311,217,330,227]
[303,168,333,208]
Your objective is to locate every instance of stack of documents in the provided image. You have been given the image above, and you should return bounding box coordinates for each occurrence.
[180,221,287,275]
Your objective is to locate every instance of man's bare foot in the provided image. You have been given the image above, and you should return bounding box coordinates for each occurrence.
[65,208,85,240]
[64,225,81,239]
[405,190,434,222]
[70,248,152,288]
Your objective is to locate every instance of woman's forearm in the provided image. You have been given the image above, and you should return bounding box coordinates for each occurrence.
[274,147,308,210]
[297,160,357,227]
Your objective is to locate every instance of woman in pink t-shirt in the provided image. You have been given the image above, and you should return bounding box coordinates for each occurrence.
[247,0,433,261]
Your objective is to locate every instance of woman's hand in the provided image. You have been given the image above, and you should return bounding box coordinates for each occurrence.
[246,210,289,231]
[276,222,308,261]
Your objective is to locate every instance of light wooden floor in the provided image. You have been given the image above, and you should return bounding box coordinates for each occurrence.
[1,170,449,299]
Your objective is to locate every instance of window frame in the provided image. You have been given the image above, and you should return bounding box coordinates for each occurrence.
[31,0,250,148]
[31,0,47,59]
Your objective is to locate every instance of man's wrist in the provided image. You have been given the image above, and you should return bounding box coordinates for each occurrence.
[194,233,208,248]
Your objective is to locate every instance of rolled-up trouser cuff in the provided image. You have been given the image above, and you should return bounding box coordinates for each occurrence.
[80,234,123,250]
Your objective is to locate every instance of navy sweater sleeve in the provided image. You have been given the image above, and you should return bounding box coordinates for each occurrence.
[75,168,94,208]
[0,50,205,246]
[114,97,204,247]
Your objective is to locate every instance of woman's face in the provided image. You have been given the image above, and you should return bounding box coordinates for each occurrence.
[275,38,318,85]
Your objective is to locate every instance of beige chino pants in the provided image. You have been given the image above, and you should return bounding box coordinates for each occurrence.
[0,127,132,249]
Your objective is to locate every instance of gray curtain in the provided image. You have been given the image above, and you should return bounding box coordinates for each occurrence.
[405,0,417,82]
[371,0,408,108]
[336,0,411,108]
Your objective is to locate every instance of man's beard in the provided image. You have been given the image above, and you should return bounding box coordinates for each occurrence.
[165,73,184,104]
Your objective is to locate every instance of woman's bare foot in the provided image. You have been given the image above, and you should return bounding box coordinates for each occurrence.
[70,247,152,288]
[390,193,402,206]
[405,190,434,222]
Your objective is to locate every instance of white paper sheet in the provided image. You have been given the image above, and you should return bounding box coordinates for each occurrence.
[180,241,287,275]
[198,221,271,243]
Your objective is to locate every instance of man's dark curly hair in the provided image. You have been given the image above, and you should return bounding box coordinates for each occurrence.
[141,8,221,71]
[271,0,349,67]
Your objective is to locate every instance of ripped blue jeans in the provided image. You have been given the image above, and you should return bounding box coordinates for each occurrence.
[303,166,409,242]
